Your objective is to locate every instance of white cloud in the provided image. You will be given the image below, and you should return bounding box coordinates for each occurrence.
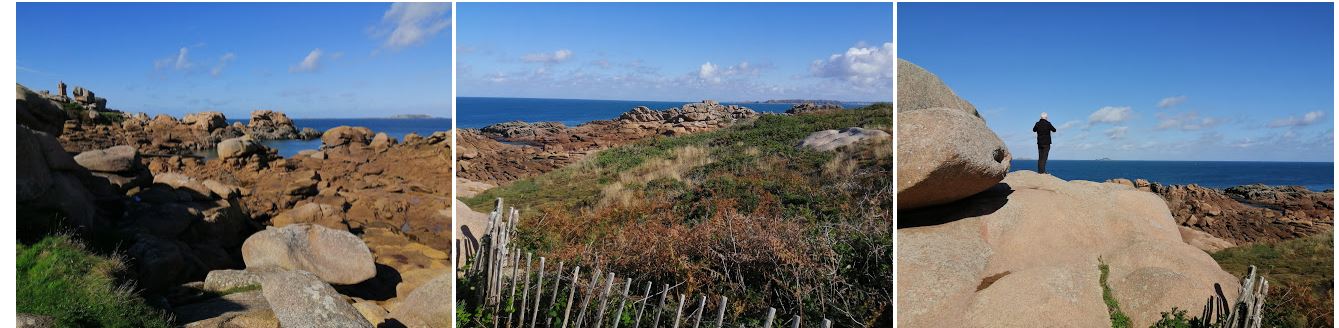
[810,42,893,87]
[210,52,236,76]
[1057,120,1082,130]
[1105,126,1128,140]
[1088,106,1132,125]
[290,48,324,73]
[698,62,719,82]
[695,61,762,84]
[1155,112,1223,131]
[378,3,450,49]
[522,49,573,64]
[1157,95,1187,109]
[155,47,194,71]
[1267,111,1326,128]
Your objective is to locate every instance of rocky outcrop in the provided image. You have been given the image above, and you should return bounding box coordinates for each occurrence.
[897,58,978,117]
[462,101,758,184]
[247,110,316,140]
[18,125,115,233]
[241,223,377,285]
[481,121,567,139]
[897,108,1010,209]
[17,84,69,136]
[321,126,375,149]
[786,103,842,115]
[898,171,1241,327]
[799,127,890,151]
[183,112,228,132]
[1105,179,1333,246]
[216,136,261,160]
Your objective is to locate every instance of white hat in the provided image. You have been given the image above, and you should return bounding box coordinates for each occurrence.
[1041,112,1048,119]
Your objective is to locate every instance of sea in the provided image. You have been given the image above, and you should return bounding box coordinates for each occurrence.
[1011,160,1334,191]
[456,97,869,129]
[213,118,451,158]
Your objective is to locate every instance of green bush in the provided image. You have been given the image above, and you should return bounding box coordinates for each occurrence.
[17,235,172,328]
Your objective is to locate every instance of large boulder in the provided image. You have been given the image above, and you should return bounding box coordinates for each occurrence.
[321,126,375,148]
[216,137,262,160]
[73,145,139,173]
[182,112,227,131]
[271,203,348,230]
[799,127,890,152]
[17,84,69,136]
[154,172,215,200]
[17,125,107,232]
[897,108,1010,209]
[389,273,451,328]
[241,224,376,285]
[256,269,373,328]
[897,59,979,117]
[897,171,1242,328]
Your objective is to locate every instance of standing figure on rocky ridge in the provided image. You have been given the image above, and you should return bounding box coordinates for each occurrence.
[1033,112,1056,173]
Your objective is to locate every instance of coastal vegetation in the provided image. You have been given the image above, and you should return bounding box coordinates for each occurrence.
[18,234,172,327]
[1213,233,1333,328]
[464,104,892,325]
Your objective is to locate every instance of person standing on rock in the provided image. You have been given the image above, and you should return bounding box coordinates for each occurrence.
[1033,112,1056,173]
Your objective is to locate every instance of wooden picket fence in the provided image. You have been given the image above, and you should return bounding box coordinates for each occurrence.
[466,198,833,328]
[1192,265,1268,328]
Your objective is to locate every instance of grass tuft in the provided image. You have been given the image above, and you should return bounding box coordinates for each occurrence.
[18,234,173,327]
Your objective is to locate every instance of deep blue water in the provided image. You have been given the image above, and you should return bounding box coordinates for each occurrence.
[1011,160,1334,191]
[218,118,451,158]
[456,97,861,128]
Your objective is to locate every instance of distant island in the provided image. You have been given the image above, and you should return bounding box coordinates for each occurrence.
[388,114,436,119]
[1096,157,1113,161]
[742,99,845,105]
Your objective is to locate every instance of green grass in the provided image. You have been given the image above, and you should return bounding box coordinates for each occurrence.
[1211,233,1333,328]
[1100,258,1133,328]
[17,235,173,328]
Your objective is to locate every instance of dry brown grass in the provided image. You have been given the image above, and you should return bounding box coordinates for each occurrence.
[599,145,711,208]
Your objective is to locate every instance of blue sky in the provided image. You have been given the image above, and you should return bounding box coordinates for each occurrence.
[18,3,451,119]
[900,2,1334,162]
[457,2,893,102]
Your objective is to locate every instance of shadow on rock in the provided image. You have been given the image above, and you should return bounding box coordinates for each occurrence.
[898,182,1013,229]
[333,263,403,301]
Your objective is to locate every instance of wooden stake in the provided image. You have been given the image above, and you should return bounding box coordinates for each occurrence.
[531,257,547,328]
[713,296,727,328]
[560,266,581,328]
[594,273,616,328]
[613,278,633,328]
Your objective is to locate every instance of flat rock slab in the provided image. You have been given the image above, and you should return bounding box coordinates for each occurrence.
[173,290,270,325]
[258,269,372,328]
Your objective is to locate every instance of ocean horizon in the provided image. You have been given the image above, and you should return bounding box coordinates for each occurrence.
[456,96,876,129]
[209,118,451,158]
[1011,159,1334,191]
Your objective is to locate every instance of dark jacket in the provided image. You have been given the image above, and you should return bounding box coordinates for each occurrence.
[1033,119,1056,145]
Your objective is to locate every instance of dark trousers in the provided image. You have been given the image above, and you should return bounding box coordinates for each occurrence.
[1037,144,1050,173]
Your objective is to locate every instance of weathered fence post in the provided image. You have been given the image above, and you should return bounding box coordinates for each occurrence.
[575,268,603,328]
[671,294,686,328]
[633,281,652,328]
[561,266,581,328]
[652,284,668,328]
[821,319,831,328]
[789,315,800,328]
[595,273,617,328]
[518,253,533,327]
[761,308,776,328]
[531,257,547,328]
[713,296,727,328]
[691,295,705,328]
[613,278,633,328]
